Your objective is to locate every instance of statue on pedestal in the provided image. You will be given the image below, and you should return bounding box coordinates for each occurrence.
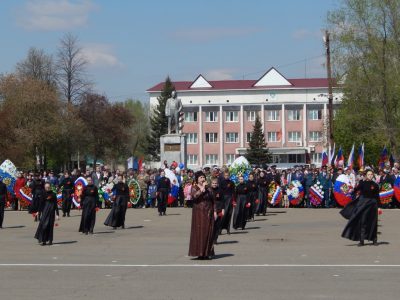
[165,90,183,134]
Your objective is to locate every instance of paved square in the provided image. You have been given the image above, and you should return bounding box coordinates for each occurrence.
[0,207,399,299]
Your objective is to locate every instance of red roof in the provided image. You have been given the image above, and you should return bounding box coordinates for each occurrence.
[147,78,333,92]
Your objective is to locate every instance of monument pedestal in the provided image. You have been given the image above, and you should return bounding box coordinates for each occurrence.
[160,134,186,167]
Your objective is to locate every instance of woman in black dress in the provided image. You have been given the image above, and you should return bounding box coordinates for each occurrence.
[233,175,249,230]
[79,177,99,235]
[34,183,59,246]
[341,169,379,246]
[104,175,129,229]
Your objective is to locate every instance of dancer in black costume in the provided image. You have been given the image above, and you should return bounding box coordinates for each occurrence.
[34,183,59,245]
[341,169,379,246]
[104,175,129,229]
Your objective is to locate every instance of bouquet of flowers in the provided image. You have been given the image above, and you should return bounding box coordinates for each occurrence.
[379,182,394,205]
[309,181,324,207]
[267,181,282,206]
[228,156,252,185]
[287,180,304,206]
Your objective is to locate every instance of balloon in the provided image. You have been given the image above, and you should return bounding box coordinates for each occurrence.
[179,163,184,169]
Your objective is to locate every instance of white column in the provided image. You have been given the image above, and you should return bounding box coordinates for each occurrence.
[281,104,285,147]
[199,106,203,167]
[261,104,265,133]
[219,106,223,166]
[240,105,244,148]
[303,103,307,147]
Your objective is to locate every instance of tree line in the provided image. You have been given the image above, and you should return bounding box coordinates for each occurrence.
[329,0,400,164]
[0,33,149,171]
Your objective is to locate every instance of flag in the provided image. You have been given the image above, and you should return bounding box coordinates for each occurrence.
[133,157,139,170]
[378,146,388,168]
[322,151,329,166]
[389,154,395,168]
[336,147,344,167]
[329,143,336,166]
[347,144,355,170]
[138,158,143,171]
[358,143,364,169]
[127,157,134,169]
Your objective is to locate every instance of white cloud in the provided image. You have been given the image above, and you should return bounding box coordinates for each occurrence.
[80,44,122,68]
[18,0,96,31]
[292,29,322,40]
[204,69,236,80]
[171,27,262,42]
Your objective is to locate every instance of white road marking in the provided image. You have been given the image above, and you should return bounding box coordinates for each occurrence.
[0,264,400,268]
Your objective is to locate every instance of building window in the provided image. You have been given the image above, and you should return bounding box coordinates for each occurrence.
[225,111,238,122]
[312,153,322,164]
[308,109,322,120]
[246,111,257,121]
[225,132,239,143]
[226,154,236,165]
[184,111,197,122]
[205,111,218,122]
[187,154,198,165]
[309,131,322,142]
[205,133,218,143]
[246,132,252,143]
[205,154,218,165]
[288,109,301,121]
[272,155,280,163]
[187,133,198,144]
[267,132,278,142]
[288,154,305,163]
[267,110,279,121]
[288,131,301,142]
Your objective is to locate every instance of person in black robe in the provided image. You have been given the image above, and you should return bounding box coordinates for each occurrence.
[233,175,249,230]
[247,173,258,221]
[256,171,269,216]
[0,178,8,229]
[341,169,379,246]
[60,171,74,217]
[34,183,59,245]
[157,171,170,216]
[79,177,99,235]
[210,177,224,244]
[104,175,129,229]
[188,171,215,259]
[219,171,235,234]
[29,175,45,222]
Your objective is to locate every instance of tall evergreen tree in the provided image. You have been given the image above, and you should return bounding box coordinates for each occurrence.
[245,115,271,166]
[147,77,175,160]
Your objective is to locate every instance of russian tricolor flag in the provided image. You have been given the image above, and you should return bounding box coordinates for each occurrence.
[379,146,388,168]
[322,151,329,166]
[358,143,364,169]
[336,147,344,167]
[347,144,355,170]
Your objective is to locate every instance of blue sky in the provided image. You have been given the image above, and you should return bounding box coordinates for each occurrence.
[0,0,339,102]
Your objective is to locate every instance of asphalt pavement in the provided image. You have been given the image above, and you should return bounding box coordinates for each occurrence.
[0,207,399,300]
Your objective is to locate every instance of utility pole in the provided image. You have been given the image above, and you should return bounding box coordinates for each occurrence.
[324,30,334,147]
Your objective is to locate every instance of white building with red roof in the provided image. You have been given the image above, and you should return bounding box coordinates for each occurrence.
[147,67,342,169]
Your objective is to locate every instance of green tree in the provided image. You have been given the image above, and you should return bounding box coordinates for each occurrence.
[147,76,175,160]
[245,115,271,166]
[124,99,150,159]
[78,93,134,168]
[328,0,400,161]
